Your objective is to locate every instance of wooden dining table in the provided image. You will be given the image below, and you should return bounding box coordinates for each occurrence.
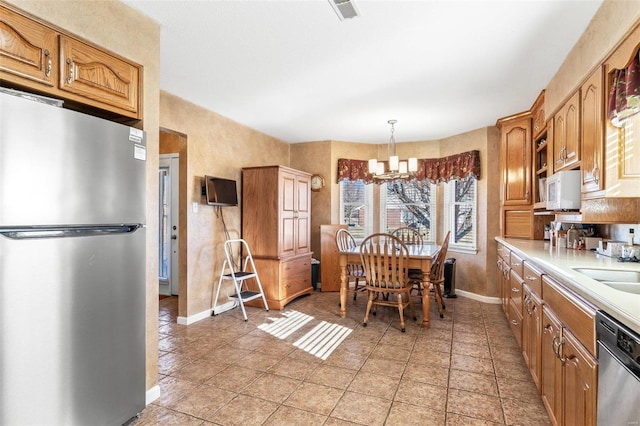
[338,242,441,328]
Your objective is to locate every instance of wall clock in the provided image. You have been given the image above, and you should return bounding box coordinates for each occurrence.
[310,174,325,192]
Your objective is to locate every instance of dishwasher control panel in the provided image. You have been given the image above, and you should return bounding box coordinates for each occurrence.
[617,328,639,363]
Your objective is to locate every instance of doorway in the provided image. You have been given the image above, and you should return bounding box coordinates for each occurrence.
[159,154,179,296]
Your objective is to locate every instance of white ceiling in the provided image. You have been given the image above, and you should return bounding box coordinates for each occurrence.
[121,0,604,144]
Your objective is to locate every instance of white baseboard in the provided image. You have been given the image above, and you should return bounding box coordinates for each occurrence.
[177,309,209,325]
[453,289,501,304]
[146,385,160,405]
[177,300,237,325]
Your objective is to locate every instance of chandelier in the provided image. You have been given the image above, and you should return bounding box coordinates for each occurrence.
[368,120,418,180]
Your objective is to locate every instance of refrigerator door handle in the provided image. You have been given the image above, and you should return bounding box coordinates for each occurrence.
[0,224,143,240]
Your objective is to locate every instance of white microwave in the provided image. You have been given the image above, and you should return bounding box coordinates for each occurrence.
[546,170,581,210]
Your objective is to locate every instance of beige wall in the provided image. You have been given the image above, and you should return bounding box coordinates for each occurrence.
[437,127,502,297]
[159,92,290,318]
[546,0,640,117]
[6,0,163,397]
[290,141,332,262]
[288,131,499,298]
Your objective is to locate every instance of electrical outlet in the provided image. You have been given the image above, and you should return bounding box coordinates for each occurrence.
[192,202,198,213]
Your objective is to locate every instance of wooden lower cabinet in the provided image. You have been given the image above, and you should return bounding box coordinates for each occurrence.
[561,330,597,426]
[497,245,598,426]
[541,308,563,426]
[540,284,597,426]
[249,254,313,310]
[522,285,542,390]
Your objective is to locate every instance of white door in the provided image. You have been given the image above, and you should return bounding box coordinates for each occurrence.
[159,155,179,296]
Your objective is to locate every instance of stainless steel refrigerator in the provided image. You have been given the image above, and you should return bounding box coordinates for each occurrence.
[0,91,147,425]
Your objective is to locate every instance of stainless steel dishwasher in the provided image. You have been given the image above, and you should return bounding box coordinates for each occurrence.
[596,311,640,425]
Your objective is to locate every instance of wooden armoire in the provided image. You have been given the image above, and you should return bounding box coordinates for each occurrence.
[241,166,313,309]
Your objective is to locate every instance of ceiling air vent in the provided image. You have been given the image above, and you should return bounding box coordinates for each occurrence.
[328,0,360,21]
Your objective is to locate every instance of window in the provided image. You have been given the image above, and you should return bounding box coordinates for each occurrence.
[380,181,436,241]
[339,180,373,241]
[443,178,477,253]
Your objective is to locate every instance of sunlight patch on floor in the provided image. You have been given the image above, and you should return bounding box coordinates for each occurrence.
[257,310,353,360]
[294,321,352,360]
[257,310,314,339]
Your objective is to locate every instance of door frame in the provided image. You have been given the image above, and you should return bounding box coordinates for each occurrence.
[159,154,179,295]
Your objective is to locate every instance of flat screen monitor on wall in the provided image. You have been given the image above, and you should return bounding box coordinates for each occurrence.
[204,176,238,206]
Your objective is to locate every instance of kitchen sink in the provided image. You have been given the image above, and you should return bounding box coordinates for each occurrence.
[573,268,640,283]
[600,282,640,295]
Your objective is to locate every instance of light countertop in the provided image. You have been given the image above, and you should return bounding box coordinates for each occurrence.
[496,237,640,334]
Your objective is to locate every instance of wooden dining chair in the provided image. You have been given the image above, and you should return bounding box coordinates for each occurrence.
[392,226,424,282]
[335,228,366,300]
[359,233,417,332]
[408,231,450,318]
[392,226,423,246]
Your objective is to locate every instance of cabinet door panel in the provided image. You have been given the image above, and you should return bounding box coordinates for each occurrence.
[295,175,311,254]
[502,119,532,205]
[564,98,580,168]
[561,331,597,426]
[522,287,542,390]
[554,92,580,172]
[580,67,604,196]
[59,35,139,116]
[280,172,297,256]
[541,308,562,426]
[0,6,57,87]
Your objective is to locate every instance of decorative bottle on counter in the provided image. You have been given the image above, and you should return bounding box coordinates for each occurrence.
[567,225,579,249]
[629,228,635,246]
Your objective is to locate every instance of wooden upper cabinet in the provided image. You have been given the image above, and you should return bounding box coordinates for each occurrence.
[498,114,532,205]
[553,91,581,172]
[580,66,604,197]
[0,5,57,88]
[243,166,311,259]
[59,36,140,117]
[531,90,546,140]
[0,3,141,120]
[279,169,310,256]
[601,27,640,198]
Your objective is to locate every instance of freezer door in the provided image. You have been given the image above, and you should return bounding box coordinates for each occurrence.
[0,92,146,226]
[0,229,146,425]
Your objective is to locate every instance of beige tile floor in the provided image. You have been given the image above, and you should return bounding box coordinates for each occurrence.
[137,291,552,425]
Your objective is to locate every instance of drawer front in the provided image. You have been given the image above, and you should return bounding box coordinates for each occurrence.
[542,276,597,356]
[507,299,523,348]
[281,255,311,296]
[497,243,511,264]
[523,261,543,296]
[510,252,524,279]
[509,269,523,313]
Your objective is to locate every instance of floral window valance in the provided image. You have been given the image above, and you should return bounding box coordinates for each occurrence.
[608,49,640,127]
[337,150,481,184]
